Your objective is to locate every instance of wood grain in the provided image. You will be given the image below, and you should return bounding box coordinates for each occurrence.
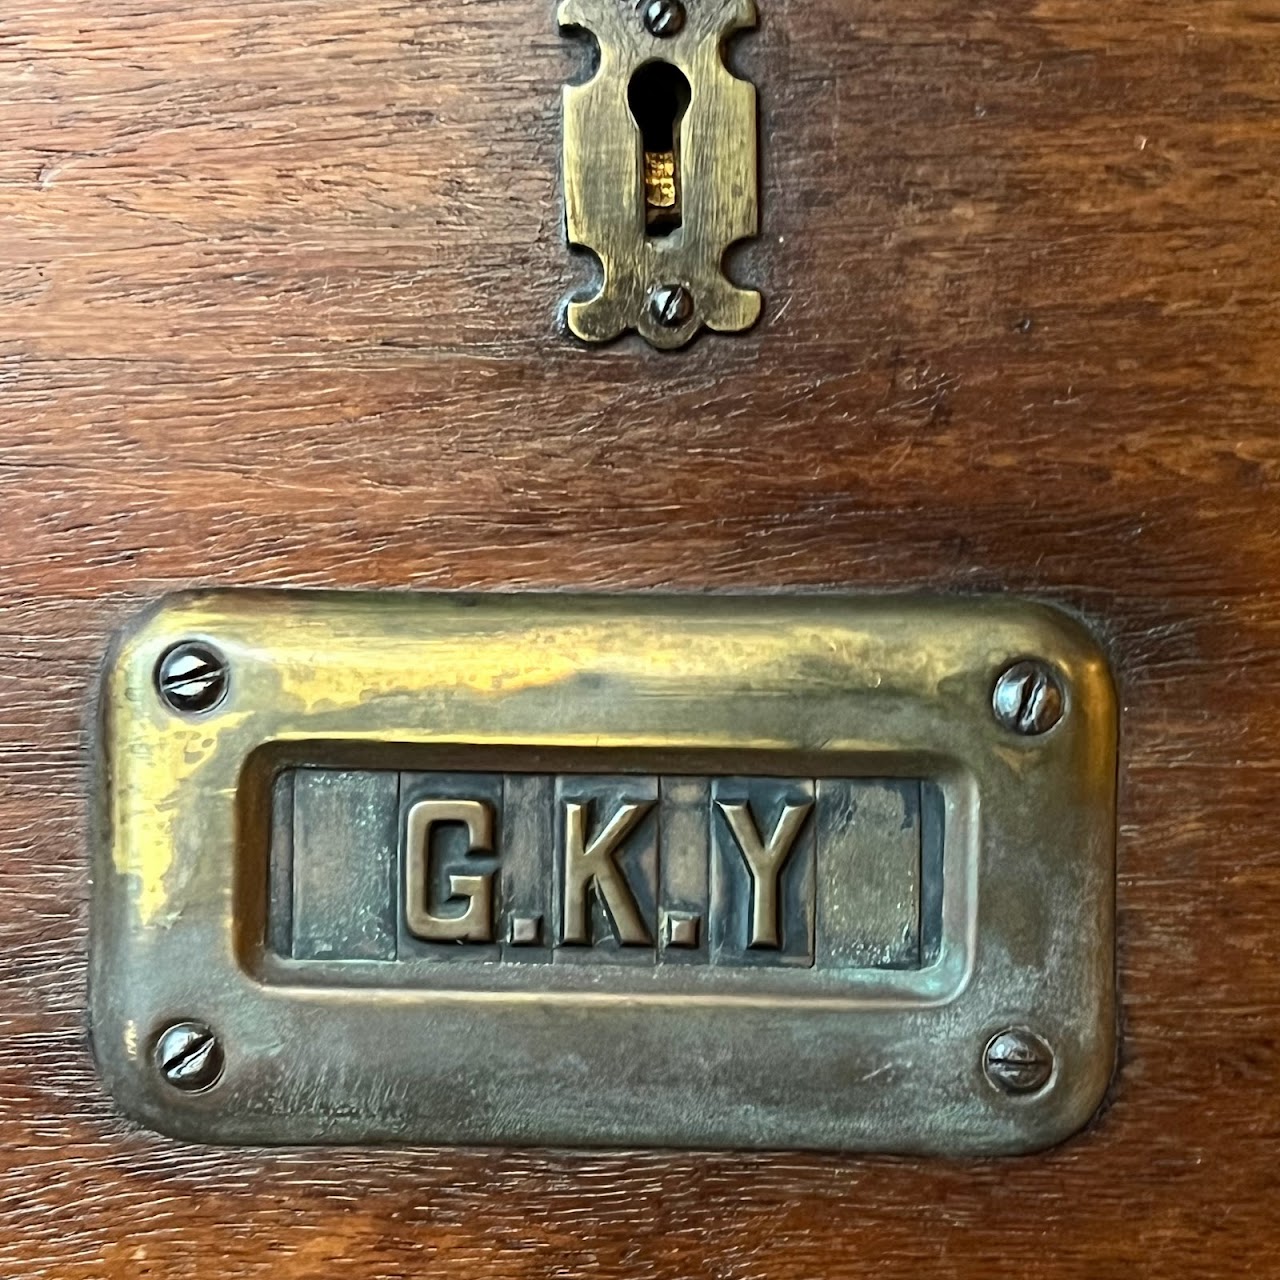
[1,0,1278,1274]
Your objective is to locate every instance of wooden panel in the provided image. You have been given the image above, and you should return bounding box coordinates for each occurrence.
[0,0,1276,1274]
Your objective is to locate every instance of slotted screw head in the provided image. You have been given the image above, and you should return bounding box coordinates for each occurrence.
[155,1021,225,1093]
[992,660,1065,736]
[649,283,695,329]
[642,0,687,37]
[156,641,229,715]
[983,1028,1054,1095]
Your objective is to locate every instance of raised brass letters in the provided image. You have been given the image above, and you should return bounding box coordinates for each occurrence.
[404,799,496,943]
[272,772,919,970]
[717,800,813,949]
[561,799,655,946]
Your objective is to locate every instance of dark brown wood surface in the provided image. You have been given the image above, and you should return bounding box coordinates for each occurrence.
[1,0,1277,1274]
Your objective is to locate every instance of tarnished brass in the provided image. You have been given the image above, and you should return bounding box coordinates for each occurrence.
[718,800,813,949]
[404,799,495,943]
[562,799,656,946]
[271,768,895,970]
[560,0,760,348]
[91,592,1117,1153]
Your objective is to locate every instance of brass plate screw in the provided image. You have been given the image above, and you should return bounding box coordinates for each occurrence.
[983,1029,1054,1095]
[156,641,229,715]
[992,660,1065,735]
[155,1021,225,1093]
[649,283,695,329]
[642,0,686,37]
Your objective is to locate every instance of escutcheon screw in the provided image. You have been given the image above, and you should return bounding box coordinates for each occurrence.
[983,1028,1054,1096]
[992,660,1065,736]
[156,641,229,715]
[649,283,695,329]
[642,0,686,37]
[155,1021,225,1093]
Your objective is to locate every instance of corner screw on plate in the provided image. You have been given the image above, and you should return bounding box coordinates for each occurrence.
[983,1028,1054,1096]
[155,1021,225,1093]
[156,641,229,715]
[642,0,686,37]
[992,659,1065,736]
[649,283,695,330]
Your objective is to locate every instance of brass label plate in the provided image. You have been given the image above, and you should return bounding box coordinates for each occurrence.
[91,592,1116,1153]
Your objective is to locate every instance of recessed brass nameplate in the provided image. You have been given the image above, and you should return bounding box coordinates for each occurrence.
[91,592,1116,1153]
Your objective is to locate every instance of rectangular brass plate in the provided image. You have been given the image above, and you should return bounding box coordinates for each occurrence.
[91,592,1117,1153]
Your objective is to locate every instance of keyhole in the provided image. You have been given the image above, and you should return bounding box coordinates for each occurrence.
[627,61,692,237]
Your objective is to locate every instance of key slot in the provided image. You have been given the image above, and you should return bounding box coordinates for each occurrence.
[627,60,691,237]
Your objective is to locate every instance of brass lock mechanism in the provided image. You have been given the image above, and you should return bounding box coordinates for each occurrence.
[560,0,761,349]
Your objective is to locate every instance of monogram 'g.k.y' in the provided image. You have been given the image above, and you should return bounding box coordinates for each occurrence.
[272,769,940,973]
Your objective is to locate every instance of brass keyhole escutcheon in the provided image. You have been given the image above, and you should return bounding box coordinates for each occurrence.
[560,0,762,349]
